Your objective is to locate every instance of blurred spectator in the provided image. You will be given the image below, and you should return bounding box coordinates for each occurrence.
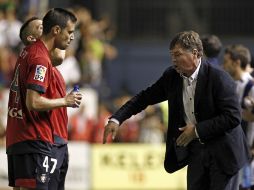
[160,101,169,140]
[4,5,22,52]
[72,6,92,53]
[69,104,95,142]
[97,13,118,61]
[92,102,112,143]
[0,2,22,51]
[56,48,81,87]
[201,34,222,66]
[138,105,165,144]
[223,44,254,189]
[0,88,6,146]
[0,46,16,87]
[112,94,140,143]
[249,54,254,77]
[0,118,5,146]
[16,0,47,22]
[223,44,253,146]
[73,8,118,92]
[77,21,105,87]
[0,9,7,47]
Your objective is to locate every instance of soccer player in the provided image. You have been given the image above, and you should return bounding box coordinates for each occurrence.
[6,8,82,190]
[19,16,74,190]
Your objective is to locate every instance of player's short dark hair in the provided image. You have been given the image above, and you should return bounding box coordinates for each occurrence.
[42,8,77,35]
[201,34,222,58]
[19,16,40,45]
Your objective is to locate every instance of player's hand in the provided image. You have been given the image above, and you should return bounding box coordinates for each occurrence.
[65,92,83,108]
[176,124,196,147]
[103,121,119,144]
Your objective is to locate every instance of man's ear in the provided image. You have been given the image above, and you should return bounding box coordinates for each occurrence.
[27,35,36,43]
[192,49,198,55]
[235,59,241,67]
[52,25,61,35]
[192,49,199,58]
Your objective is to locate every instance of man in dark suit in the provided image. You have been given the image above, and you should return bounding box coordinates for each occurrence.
[103,30,249,190]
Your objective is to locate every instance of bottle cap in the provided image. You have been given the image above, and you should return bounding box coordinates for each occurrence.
[73,85,79,92]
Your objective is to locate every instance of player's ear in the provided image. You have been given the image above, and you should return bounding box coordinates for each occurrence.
[27,35,36,43]
[52,25,61,35]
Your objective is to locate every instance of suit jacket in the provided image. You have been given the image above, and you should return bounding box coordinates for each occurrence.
[112,61,250,175]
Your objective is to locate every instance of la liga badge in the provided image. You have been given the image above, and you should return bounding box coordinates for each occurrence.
[34,65,47,82]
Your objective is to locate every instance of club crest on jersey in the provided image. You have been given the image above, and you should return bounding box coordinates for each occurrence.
[34,65,47,82]
[39,174,47,183]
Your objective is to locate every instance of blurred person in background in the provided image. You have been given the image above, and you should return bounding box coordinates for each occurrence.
[201,34,222,66]
[223,44,254,189]
[0,105,5,146]
[92,101,112,143]
[74,9,118,91]
[6,8,82,190]
[103,30,249,190]
[138,105,165,144]
[68,103,95,142]
[4,4,22,53]
[79,21,105,87]
[111,93,140,143]
[56,48,81,88]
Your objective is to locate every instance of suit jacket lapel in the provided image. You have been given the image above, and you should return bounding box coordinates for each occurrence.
[194,62,208,110]
[176,74,185,124]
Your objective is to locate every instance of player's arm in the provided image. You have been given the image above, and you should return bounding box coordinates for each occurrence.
[26,89,82,111]
[50,49,66,66]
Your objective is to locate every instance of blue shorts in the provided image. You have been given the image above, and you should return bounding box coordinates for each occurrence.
[8,153,52,189]
[49,144,69,190]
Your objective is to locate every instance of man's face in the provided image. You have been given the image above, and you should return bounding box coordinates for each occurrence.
[24,19,43,45]
[30,19,43,39]
[222,53,237,77]
[55,20,75,50]
[170,44,198,77]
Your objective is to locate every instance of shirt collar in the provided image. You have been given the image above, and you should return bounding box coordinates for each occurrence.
[239,72,252,83]
[181,58,201,84]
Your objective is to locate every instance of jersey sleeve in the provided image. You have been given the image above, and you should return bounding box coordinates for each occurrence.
[26,56,50,94]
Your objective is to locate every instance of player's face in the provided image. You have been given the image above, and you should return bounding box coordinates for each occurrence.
[31,19,43,39]
[170,44,198,77]
[25,19,43,45]
[55,20,75,50]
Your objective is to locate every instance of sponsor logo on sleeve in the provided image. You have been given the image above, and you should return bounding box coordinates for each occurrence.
[34,65,47,82]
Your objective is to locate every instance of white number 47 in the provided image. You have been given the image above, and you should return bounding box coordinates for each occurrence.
[43,156,58,174]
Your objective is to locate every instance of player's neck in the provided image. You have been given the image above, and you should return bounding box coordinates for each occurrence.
[40,35,55,52]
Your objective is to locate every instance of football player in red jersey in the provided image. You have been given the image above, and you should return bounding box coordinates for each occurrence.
[18,16,71,190]
[6,8,83,190]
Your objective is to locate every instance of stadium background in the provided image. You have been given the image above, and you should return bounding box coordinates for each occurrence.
[0,0,254,189]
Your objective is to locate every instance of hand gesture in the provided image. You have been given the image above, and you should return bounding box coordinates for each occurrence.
[103,121,119,144]
[176,124,197,147]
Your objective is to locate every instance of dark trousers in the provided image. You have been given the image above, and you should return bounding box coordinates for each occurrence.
[187,141,239,190]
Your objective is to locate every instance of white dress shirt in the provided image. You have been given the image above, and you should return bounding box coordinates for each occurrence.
[181,59,201,137]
